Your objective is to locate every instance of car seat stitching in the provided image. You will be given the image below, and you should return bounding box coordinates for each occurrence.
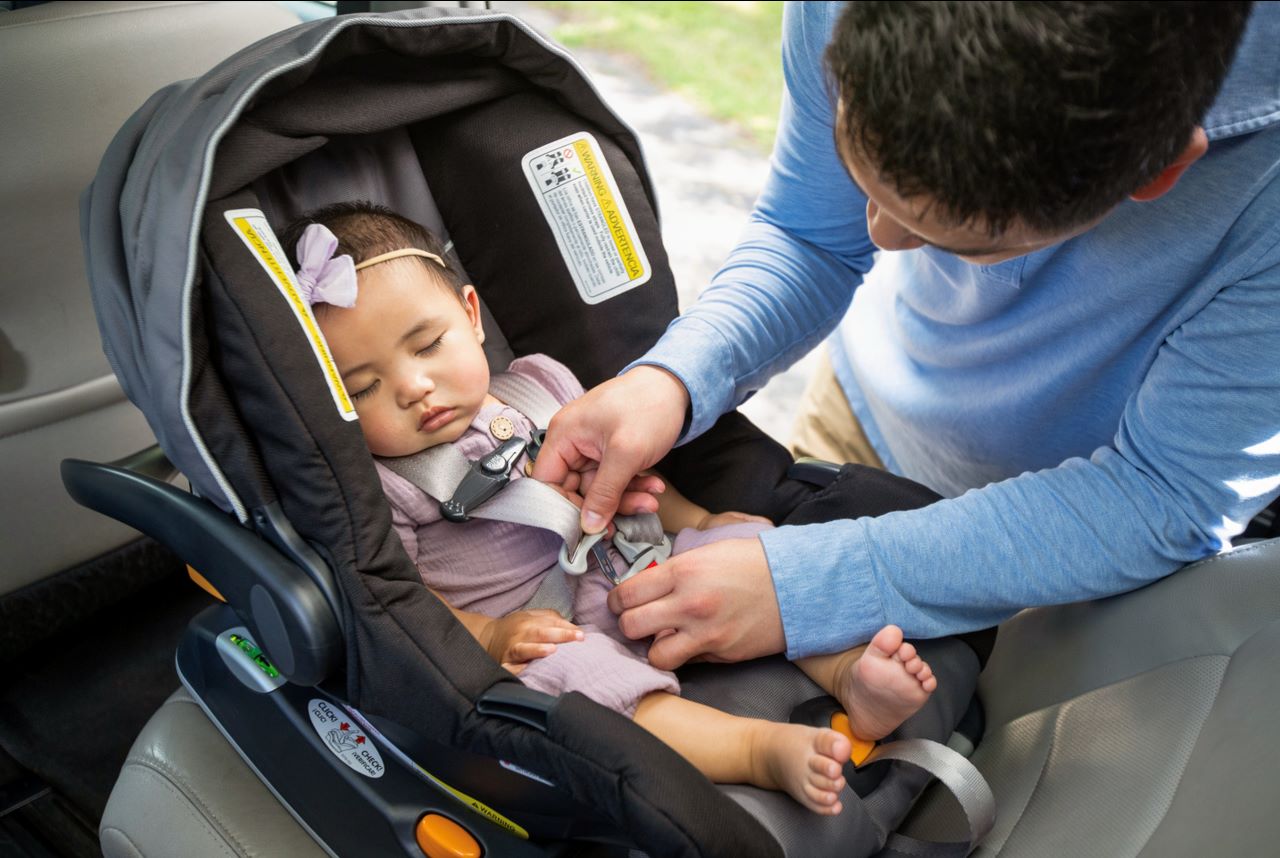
[987,711,1054,855]
[124,754,250,856]
[1181,539,1278,571]
[1135,659,1230,854]
[995,654,1229,855]
[98,825,147,858]
[989,652,1238,728]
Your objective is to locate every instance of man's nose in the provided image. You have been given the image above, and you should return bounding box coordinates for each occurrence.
[866,199,926,252]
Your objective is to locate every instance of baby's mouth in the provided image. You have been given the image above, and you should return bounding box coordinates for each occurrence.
[419,406,456,432]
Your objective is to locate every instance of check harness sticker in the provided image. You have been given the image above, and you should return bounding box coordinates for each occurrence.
[522,131,651,305]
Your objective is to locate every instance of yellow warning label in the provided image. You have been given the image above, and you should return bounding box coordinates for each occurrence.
[417,766,530,839]
[522,132,652,305]
[573,139,644,280]
[223,209,357,421]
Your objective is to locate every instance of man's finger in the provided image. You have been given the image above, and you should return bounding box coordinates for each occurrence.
[579,453,644,533]
[617,489,660,516]
[646,630,703,671]
[607,562,677,614]
[529,441,577,485]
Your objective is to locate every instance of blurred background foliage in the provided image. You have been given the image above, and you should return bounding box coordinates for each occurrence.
[534,1,785,152]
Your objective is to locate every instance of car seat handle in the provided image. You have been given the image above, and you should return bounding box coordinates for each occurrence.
[61,455,343,686]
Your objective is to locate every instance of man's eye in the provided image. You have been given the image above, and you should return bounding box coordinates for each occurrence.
[349,379,380,401]
[417,336,444,356]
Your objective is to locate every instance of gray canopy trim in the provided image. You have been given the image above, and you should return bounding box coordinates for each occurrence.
[83,8,655,521]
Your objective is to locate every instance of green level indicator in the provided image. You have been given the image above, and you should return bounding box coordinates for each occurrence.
[229,633,280,678]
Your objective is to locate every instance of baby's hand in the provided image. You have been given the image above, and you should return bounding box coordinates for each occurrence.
[480,609,584,675]
[696,510,773,531]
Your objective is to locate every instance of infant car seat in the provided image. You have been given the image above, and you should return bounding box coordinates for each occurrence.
[69,7,994,858]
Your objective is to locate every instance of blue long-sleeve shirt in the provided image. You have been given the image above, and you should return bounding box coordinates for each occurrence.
[634,1,1280,658]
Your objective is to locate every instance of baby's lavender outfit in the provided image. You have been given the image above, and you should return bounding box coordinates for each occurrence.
[376,354,768,717]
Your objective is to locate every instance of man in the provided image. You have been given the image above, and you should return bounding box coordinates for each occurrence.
[533,1,1279,670]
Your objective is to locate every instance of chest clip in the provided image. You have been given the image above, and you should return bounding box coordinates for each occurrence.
[441,437,527,523]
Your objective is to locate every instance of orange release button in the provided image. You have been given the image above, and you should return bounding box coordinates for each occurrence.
[830,712,877,767]
[415,814,482,858]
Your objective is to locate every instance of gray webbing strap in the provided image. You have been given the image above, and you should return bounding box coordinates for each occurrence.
[380,371,669,617]
[862,738,995,857]
[488,370,562,427]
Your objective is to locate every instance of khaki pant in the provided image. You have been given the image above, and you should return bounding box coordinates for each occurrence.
[788,348,884,469]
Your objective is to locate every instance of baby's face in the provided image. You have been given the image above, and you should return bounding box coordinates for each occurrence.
[318,259,491,457]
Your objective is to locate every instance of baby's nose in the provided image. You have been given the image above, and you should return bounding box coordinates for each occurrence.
[399,369,435,404]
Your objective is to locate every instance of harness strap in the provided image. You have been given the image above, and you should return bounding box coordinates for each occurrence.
[862,738,996,857]
[378,369,671,617]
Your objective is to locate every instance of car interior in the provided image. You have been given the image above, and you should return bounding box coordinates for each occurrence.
[2,2,1278,857]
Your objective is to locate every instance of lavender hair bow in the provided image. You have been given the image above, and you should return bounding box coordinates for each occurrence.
[294,224,358,308]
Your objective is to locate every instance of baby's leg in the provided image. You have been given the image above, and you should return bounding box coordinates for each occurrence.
[796,625,936,741]
[633,692,852,815]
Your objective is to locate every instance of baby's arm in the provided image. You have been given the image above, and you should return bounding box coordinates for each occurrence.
[436,591,583,674]
[650,473,772,533]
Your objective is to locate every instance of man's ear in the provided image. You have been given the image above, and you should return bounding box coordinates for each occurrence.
[1130,126,1209,202]
[461,284,485,344]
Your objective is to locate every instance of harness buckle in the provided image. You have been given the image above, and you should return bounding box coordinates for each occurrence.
[440,438,527,522]
[612,530,673,583]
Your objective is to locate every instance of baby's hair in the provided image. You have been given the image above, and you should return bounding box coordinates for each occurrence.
[280,201,467,299]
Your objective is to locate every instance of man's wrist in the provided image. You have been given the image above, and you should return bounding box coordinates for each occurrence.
[624,363,692,437]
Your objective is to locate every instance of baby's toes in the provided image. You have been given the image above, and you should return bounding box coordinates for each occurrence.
[816,728,852,768]
[808,768,846,796]
[802,782,843,815]
[903,655,924,675]
[895,641,917,663]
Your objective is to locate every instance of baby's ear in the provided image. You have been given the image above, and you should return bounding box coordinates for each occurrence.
[461,284,485,343]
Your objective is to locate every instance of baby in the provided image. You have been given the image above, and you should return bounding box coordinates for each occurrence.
[283,202,937,815]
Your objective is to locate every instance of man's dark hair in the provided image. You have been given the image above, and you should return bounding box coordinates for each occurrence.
[280,201,466,298]
[827,1,1253,235]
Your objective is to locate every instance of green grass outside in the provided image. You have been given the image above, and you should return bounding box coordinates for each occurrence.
[534,1,785,152]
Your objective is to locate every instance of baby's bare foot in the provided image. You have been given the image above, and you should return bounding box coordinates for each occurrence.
[836,625,936,741]
[750,722,852,815]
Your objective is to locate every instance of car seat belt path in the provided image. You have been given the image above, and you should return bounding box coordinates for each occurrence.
[861,739,995,857]
[521,131,652,305]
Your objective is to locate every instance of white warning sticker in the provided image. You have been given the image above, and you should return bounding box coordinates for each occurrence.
[223,209,358,422]
[522,132,651,305]
[308,698,385,778]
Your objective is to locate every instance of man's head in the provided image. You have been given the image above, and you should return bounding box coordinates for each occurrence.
[826,1,1253,262]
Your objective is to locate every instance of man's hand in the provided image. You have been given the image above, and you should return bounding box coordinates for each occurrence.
[479,609,584,675]
[533,366,690,533]
[606,536,786,670]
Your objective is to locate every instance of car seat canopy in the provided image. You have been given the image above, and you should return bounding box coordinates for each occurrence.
[83,7,672,521]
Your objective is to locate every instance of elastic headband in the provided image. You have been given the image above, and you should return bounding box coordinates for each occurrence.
[355,248,446,271]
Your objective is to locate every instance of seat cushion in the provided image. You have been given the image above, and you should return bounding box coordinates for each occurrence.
[900,538,1280,857]
[100,688,327,858]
